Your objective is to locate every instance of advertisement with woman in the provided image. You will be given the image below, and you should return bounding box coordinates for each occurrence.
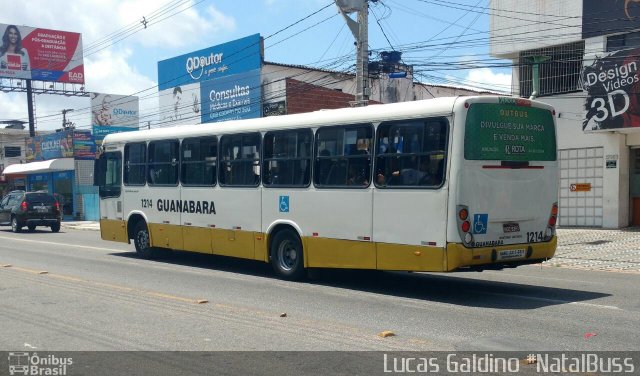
[0,23,84,83]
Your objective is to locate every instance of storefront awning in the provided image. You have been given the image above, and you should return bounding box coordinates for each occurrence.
[2,158,75,175]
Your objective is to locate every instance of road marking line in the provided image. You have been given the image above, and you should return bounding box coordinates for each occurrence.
[568,302,622,310]
[0,235,126,253]
[2,263,205,305]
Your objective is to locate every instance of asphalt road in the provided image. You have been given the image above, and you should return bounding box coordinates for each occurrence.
[0,227,638,352]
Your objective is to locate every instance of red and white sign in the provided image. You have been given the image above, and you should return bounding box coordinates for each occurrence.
[0,23,84,83]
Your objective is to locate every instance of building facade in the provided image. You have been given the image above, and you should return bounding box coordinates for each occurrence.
[490,0,640,228]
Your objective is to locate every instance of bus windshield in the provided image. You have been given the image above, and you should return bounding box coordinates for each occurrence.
[464,102,556,162]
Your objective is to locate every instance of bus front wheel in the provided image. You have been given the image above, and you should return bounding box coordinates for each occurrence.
[133,222,156,259]
[270,229,305,280]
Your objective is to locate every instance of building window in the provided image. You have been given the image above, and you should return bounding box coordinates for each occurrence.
[607,31,640,52]
[4,146,21,157]
[519,41,585,97]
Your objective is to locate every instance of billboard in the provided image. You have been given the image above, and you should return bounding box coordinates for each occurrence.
[91,93,139,145]
[157,34,263,126]
[200,69,262,123]
[26,130,97,161]
[582,49,640,131]
[26,131,74,162]
[72,130,96,160]
[0,23,84,82]
[583,0,640,39]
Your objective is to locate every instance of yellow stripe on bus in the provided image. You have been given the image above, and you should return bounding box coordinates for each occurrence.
[101,220,556,272]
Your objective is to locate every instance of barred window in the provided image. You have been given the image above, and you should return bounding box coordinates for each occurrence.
[607,31,640,52]
[519,41,584,97]
[4,146,21,157]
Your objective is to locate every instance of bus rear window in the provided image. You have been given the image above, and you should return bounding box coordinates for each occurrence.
[464,103,556,161]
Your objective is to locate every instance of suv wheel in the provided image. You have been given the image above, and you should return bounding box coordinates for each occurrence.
[27,225,36,232]
[11,216,21,233]
[51,222,61,233]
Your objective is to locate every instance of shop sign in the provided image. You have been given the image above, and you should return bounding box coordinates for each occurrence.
[570,183,591,192]
[582,49,640,131]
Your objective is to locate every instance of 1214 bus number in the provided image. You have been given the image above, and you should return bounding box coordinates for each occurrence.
[141,199,153,208]
[527,231,544,243]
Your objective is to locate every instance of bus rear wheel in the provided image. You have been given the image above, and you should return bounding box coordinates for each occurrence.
[270,229,305,280]
[133,222,156,259]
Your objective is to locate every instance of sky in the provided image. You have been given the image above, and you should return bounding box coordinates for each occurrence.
[0,0,511,132]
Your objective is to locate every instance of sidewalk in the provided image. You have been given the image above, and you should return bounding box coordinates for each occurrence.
[549,228,640,273]
[61,221,101,231]
[61,222,640,273]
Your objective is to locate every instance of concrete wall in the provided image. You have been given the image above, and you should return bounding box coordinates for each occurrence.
[490,0,583,57]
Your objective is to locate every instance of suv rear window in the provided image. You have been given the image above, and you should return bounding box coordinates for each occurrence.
[25,193,56,204]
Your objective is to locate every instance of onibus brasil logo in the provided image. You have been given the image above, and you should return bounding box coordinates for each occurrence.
[8,352,73,375]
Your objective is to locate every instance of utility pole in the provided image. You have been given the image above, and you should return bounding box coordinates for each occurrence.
[336,0,372,106]
[26,80,35,137]
[62,109,74,129]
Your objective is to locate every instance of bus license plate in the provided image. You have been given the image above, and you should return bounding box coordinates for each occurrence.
[497,249,525,260]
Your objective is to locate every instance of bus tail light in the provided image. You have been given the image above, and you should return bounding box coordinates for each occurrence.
[456,205,473,247]
[545,202,558,240]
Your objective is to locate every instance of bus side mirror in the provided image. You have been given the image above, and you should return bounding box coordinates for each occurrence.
[94,156,106,187]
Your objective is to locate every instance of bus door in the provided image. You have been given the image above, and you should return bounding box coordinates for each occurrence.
[212,133,261,259]
[304,125,375,269]
[142,140,183,250]
[372,119,450,271]
[180,137,218,254]
[96,150,128,242]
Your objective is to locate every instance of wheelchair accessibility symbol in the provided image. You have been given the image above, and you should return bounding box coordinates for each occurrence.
[473,214,488,234]
[279,196,290,213]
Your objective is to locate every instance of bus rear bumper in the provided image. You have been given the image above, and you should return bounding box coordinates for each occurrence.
[445,236,557,272]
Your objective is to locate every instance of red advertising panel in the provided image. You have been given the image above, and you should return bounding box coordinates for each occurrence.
[0,23,84,83]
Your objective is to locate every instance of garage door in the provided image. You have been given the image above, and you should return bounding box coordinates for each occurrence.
[558,147,604,227]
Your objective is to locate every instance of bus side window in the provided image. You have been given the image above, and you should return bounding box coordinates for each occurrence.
[315,149,332,186]
[263,129,312,188]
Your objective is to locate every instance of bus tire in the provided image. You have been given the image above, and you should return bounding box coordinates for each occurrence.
[133,221,156,259]
[270,228,305,280]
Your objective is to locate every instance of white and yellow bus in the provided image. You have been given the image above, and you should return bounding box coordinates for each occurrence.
[95,96,558,280]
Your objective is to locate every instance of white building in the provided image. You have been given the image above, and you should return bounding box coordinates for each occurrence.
[490,0,640,228]
[0,127,29,191]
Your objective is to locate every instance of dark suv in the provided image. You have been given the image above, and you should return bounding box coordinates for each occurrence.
[0,191,62,233]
